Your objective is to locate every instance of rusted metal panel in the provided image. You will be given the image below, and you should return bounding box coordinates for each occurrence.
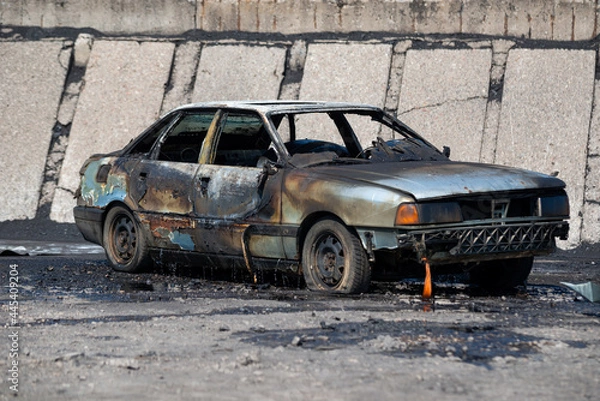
[79,157,128,207]
[134,160,198,214]
[280,168,408,228]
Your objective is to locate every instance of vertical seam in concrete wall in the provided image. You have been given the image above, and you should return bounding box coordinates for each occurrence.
[592,0,600,38]
[36,39,89,218]
[384,41,410,121]
[278,40,307,101]
[581,48,600,240]
[188,44,203,103]
[572,7,576,41]
[237,0,241,31]
[197,1,204,31]
[161,45,179,113]
[383,44,398,116]
[193,1,198,31]
[485,43,512,164]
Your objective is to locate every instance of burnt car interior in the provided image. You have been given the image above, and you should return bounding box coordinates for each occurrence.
[212,112,272,167]
[125,107,449,169]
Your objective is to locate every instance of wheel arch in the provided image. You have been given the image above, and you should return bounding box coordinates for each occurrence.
[297,211,364,263]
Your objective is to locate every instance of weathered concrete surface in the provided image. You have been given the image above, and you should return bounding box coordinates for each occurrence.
[50,40,174,223]
[397,48,492,162]
[582,76,600,244]
[495,49,596,247]
[191,45,287,102]
[0,0,196,35]
[161,42,202,115]
[300,43,392,146]
[1,34,599,250]
[3,1,598,40]
[0,41,69,221]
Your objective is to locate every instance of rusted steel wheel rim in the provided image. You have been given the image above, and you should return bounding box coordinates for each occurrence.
[312,231,345,288]
[302,218,370,294]
[109,213,138,265]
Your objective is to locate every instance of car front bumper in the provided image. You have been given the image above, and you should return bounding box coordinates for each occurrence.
[358,220,569,265]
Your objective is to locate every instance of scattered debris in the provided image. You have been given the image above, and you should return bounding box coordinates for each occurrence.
[561,282,600,302]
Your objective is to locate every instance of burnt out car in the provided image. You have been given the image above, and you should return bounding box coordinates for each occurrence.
[73,101,569,294]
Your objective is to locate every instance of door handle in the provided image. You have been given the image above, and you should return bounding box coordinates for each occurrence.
[199,176,210,197]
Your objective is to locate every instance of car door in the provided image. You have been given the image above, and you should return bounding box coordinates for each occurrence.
[192,110,286,259]
[131,110,217,251]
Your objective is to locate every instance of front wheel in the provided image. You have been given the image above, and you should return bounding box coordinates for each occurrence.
[302,218,371,294]
[469,256,534,290]
[103,206,151,273]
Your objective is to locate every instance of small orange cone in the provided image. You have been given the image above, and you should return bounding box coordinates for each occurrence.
[422,258,432,299]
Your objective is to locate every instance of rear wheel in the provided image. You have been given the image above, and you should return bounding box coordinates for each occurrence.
[302,218,371,294]
[469,257,534,290]
[103,206,151,273]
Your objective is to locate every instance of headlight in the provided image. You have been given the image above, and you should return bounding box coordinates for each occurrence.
[538,194,569,217]
[395,202,463,226]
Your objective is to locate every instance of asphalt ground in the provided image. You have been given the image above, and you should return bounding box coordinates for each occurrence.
[0,249,598,400]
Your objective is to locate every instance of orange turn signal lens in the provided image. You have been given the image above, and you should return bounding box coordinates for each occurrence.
[396,203,420,225]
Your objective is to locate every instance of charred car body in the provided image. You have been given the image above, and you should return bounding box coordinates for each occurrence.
[74,101,569,293]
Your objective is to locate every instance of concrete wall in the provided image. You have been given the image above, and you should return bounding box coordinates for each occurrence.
[1,0,599,40]
[1,0,599,248]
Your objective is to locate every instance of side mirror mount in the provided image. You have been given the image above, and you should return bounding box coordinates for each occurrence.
[442,146,451,158]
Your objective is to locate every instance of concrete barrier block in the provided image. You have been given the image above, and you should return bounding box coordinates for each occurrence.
[312,1,343,33]
[496,49,596,246]
[528,1,555,40]
[238,0,260,31]
[299,43,392,145]
[14,0,195,35]
[581,201,600,244]
[397,49,492,162]
[582,155,600,242]
[505,3,532,38]
[73,33,93,68]
[0,42,69,221]
[573,1,597,41]
[582,76,600,243]
[554,2,575,41]
[0,1,23,25]
[51,41,174,223]
[300,43,392,105]
[338,1,413,33]
[411,0,463,34]
[256,0,317,34]
[462,0,507,36]
[199,0,240,32]
[191,45,286,102]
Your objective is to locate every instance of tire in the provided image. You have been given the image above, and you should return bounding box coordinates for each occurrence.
[469,256,534,290]
[103,205,151,273]
[302,218,371,294]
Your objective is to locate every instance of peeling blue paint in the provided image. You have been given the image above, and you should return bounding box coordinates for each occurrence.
[80,159,127,207]
[168,231,195,251]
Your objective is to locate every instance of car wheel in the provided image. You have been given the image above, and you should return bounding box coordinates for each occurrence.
[103,205,151,273]
[469,256,534,290]
[302,218,371,294]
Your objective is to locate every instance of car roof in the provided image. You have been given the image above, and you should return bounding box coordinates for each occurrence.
[170,101,382,115]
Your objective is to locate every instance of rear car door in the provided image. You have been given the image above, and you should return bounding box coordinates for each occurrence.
[131,110,217,250]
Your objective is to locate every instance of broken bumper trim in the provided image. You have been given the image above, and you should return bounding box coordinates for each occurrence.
[400,221,569,264]
[73,206,104,245]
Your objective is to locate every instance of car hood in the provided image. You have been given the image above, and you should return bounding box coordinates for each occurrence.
[312,161,565,201]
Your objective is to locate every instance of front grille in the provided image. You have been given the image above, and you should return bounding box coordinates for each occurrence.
[417,222,567,256]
